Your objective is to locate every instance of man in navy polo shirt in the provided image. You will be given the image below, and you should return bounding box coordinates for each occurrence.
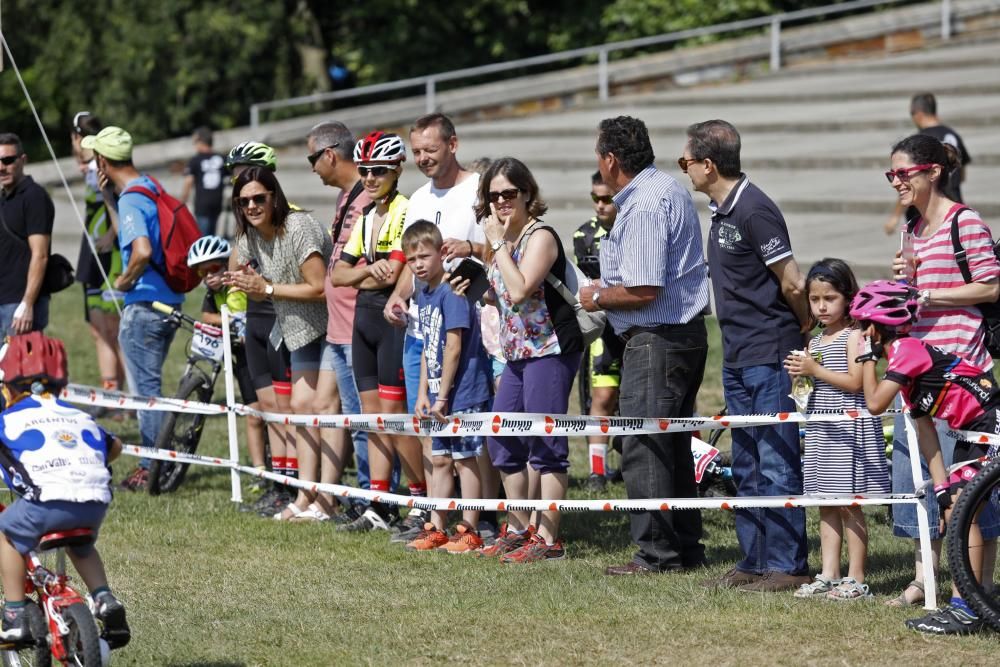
[681,119,811,592]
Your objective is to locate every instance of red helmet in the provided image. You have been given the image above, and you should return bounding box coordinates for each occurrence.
[353,131,406,164]
[0,332,69,391]
[849,280,919,328]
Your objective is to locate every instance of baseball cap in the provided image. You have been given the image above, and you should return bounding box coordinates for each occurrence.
[80,126,133,161]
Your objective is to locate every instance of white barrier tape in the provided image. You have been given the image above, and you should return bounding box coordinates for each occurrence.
[946,428,1000,448]
[121,444,923,512]
[62,384,225,416]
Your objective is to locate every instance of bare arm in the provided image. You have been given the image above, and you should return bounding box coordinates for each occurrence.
[922,280,1000,308]
[114,235,152,292]
[332,258,403,290]
[492,232,557,304]
[769,256,810,331]
[860,359,901,415]
[580,282,658,312]
[784,329,865,393]
[228,253,328,302]
[180,175,195,206]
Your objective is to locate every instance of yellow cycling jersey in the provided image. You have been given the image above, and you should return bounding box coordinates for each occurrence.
[340,191,408,266]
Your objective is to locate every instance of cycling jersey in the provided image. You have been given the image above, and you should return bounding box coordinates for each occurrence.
[0,395,112,504]
[573,217,610,281]
[885,336,1000,429]
[340,191,408,267]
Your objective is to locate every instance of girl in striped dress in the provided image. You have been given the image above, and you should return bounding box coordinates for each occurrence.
[784,258,890,601]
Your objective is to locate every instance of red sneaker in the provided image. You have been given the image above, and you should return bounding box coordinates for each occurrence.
[500,533,565,564]
[474,523,533,558]
[405,523,448,551]
[438,521,484,554]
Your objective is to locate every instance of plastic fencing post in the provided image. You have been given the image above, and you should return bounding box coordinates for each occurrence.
[904,411,937,610]
[220,305,243,504]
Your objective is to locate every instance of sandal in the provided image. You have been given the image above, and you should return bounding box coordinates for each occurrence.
[885,580,924,607]
[794,575,840,598]
[288,503,331,523]
[273,502,305,521]
[826,577,873,601]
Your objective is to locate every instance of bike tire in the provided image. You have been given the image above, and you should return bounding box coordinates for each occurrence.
[0,601,50,667]
[60,602,101,667]
[947,457,1000,630]
[147,371,212,496]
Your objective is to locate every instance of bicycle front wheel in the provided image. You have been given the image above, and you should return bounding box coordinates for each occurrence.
[0,601,50,667]
[148,371,213,495]
[60,603,101,667]
[947,457,1000,629]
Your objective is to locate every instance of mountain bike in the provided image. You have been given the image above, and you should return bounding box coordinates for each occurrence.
[146,301,233,496]
[946,456,1000,629]
[0,508,109,666]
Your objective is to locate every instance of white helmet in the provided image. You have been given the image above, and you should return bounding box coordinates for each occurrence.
[187,235,231,267]
[354,131,406,163]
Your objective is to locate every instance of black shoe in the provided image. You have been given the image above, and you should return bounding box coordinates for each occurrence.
[905,604,985,635]
[391,507,427,535]
[94,592,131,648]
[585,473,607,493]
[332,504,364,526]
[256,488,293,518]
[0,606,30,645]
[336,508,398,532]
[241,486,279,513]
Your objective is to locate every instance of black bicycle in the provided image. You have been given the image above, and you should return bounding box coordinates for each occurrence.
[146,301,231,496]
[946,456,1000,629]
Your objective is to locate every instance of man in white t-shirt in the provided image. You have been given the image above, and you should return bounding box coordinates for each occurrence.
[383,113,491,543]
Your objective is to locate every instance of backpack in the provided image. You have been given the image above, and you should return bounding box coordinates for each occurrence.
[122,177,201,293]
[945,206,1000,357]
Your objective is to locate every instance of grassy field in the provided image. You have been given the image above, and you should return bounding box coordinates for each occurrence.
[36,288,1000,665]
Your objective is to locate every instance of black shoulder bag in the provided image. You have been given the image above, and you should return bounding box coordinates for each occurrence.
[949,206,1000,357]
[0,204,73,295]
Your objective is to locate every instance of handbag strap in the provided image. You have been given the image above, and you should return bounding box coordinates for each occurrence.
[513,223,581,307]
[948,206,974,284]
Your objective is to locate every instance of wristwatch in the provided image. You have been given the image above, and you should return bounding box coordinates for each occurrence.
[490,239,506,253]
[592,289,602,307]
[919,289,931,307]
[264,283,275,297]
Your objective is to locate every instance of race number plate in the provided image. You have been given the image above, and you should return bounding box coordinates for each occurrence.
[191,324,224,362]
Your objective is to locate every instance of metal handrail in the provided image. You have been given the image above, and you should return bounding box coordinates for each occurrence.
[250,0,945,129]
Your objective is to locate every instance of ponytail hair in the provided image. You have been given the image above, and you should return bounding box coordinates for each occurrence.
[891,133,961,197]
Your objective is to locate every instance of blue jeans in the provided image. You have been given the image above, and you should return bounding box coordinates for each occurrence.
[118,303,178,463]
[724,363,808,575]
[403,334,423,414]
[0,297,50,336]
[321,342,398,494]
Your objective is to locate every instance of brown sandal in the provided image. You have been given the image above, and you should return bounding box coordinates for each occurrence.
[884,580,924,607]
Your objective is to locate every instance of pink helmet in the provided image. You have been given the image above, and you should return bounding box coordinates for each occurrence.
[849,280,919,327]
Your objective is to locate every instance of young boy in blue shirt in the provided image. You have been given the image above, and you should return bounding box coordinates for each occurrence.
[402,221,493,553]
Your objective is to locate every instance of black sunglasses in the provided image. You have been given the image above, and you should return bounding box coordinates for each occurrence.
[358,165,394,177]
[307,142,339,167]
[487,188,521,203]
[237,192,272,209]
[0,155,21,166]
[590,193,613,205]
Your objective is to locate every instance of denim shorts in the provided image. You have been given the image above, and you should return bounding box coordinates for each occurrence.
[431,402,489,460]
[288,336,324,372]
[0,499,107,556]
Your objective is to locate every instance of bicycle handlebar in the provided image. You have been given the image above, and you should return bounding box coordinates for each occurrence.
[152,301,199,327]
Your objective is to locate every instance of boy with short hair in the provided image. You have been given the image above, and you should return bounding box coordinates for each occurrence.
[402,221,492,553]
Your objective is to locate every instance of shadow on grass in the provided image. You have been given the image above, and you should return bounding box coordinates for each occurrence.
[167,663,247,667]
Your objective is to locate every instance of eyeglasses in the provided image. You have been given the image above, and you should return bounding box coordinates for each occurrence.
[487,188,521,203]
[357,165,394,178]
[196,263,224,277]
[237,192,272,209]
[73,111,91,135]
[884,164,936,184]
[0,155,21,166]
[677,156,704,173]
[590,193,613,205]
[307,143,339,167]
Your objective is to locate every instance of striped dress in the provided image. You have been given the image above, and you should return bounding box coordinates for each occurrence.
[802,327,890,495]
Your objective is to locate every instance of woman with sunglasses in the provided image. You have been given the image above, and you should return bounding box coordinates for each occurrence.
[884,133,1000,613]
[331,131,428,533]
[474,157,583,563]
[223,167,332,521]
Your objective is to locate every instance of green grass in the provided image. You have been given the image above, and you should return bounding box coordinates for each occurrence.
[38,288,1000,665]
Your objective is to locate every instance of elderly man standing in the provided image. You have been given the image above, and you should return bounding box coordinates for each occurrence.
[580,116,710,575]
[0,133,54,335]
[681,119,810,592]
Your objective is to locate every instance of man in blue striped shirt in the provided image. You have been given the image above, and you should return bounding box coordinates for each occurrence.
[580,116,710,576]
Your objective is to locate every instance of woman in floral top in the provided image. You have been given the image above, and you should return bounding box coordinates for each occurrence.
[477,157,583,563]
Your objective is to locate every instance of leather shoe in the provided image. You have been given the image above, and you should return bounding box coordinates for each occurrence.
[701,566,761,589]
[737,571,811,593]
[604,562,657,576]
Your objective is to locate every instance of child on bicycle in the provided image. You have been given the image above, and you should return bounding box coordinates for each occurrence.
[852,280,1000,634]
[402,221,492,553]
[783,259,889,602]
[0,332,130,647]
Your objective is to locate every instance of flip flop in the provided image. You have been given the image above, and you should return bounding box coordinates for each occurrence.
[885,580,925,607]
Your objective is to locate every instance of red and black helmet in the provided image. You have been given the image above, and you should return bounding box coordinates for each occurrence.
[0,332,69,392]
[353,131,406,164]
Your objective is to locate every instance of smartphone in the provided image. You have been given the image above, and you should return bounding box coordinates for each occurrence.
[899,230,915,283]
[451,258,489,303]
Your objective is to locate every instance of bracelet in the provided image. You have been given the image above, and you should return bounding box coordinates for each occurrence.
[467,240,474,255]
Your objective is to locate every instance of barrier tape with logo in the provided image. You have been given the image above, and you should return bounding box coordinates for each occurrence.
[122,443,924,511]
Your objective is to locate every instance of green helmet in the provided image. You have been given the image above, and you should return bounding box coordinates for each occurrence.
[225,141,277,171]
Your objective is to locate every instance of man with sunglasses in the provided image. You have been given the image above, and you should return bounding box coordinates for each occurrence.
[573,171,623,493]
[81,126,183,491]
[0,133,54,337]
[681,119,811,593]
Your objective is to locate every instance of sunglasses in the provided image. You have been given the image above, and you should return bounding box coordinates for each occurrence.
[884,164,935,184]
[196,263,224,277]
[677,156,704,173]
[307,142,339,167]
[0,155,21,166]
[487,188,521,203]
[237,192,272,209]
[591,193,613,205]
[358,165,394,178]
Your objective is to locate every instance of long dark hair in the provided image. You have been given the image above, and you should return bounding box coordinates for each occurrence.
[891,133,961,197]
[232,166,291,237]
[474,157,548,222]
[806,257,859,327]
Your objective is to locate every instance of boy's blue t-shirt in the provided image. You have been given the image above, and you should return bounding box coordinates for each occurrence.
[117,175,184,306]
[416,282,492,411]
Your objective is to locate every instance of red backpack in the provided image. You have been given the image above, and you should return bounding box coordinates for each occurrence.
[122,176,201,293]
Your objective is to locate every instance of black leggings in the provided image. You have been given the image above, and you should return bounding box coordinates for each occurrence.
[352,303,406,402]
